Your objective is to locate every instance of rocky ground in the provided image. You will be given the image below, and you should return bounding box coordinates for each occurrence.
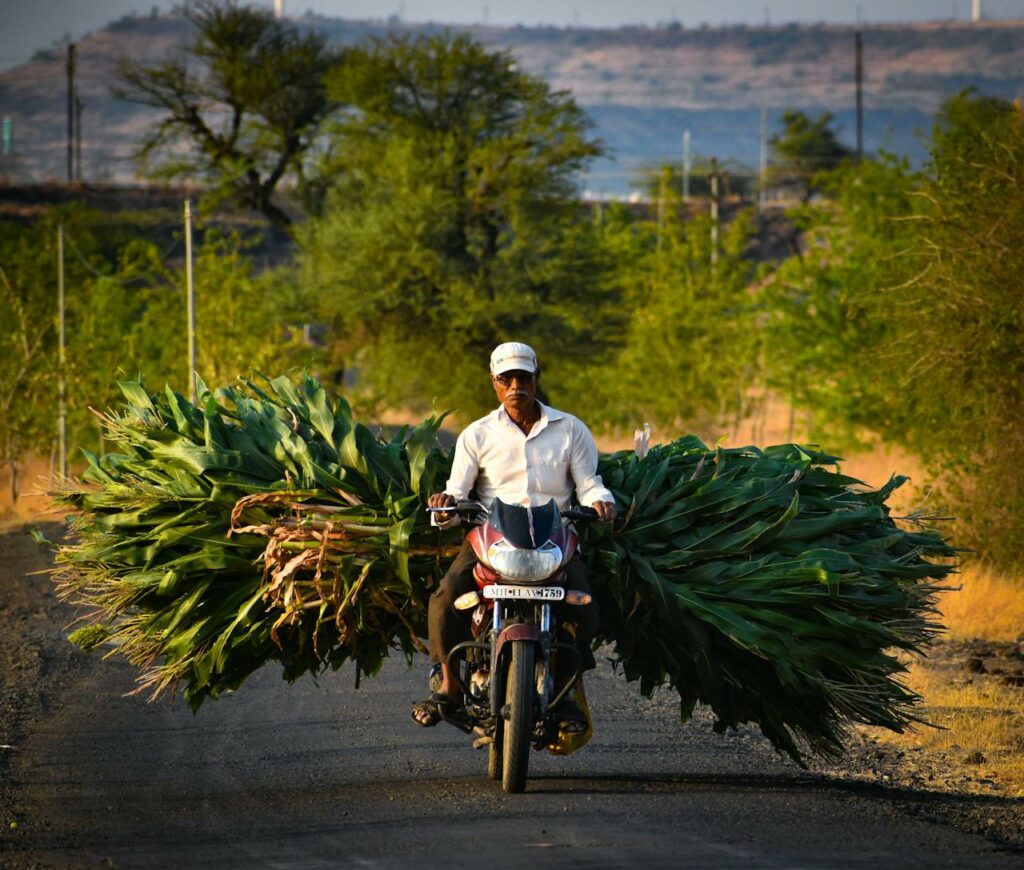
[810,638,1024,849]
[2,521,1022,861]
[959,638,1024,688]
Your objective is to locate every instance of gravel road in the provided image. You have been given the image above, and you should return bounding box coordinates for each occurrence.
[2,524,1022,869]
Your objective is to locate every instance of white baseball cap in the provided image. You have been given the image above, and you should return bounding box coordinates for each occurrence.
[489,341,538,375]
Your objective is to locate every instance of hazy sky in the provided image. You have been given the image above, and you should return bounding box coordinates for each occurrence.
[2,0,1021,68]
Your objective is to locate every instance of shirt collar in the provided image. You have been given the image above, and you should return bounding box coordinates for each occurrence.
[494,401,563,429]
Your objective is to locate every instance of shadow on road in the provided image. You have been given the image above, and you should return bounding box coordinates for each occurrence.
[525,769,1024,809]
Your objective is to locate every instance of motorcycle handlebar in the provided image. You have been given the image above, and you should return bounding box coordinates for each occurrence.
[426,502,600,522]
[425,500,488,517]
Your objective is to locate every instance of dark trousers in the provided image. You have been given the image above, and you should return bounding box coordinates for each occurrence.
[428,539,599,679]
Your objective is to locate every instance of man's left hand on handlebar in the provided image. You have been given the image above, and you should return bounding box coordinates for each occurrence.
[591,500,617,524]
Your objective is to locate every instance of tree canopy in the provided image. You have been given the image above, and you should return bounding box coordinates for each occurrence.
[768,110,854,200]
[763,91,1024,566]
[300,33,616,417]
[114,0,345,230]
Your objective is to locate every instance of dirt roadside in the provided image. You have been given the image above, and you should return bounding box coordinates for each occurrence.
[1,521,1021,857]
[0,522,96,837]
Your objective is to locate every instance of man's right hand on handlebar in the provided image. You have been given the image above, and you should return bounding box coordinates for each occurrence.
[428,492,457,523]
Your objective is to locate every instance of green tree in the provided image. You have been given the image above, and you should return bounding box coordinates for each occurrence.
[769,110,854,201]
[300,33,616,417]
[0,214,314,496]
[114,0,345,230]
[0,222,60,497]
[570,194,762,434]
[137,233,314,387]
[93,232,315,396]
[763,92,1024,567]
[761,156,914,445]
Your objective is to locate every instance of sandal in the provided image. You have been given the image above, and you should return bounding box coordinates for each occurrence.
[411,692,463,728]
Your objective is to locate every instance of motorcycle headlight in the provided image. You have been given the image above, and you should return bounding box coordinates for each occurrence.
[486,540,563,583]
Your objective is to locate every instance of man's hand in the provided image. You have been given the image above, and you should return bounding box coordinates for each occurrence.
[428,492,457,523]
[591,500,617,524]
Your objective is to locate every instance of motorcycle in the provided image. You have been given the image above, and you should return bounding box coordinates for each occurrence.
[427,498,598,793]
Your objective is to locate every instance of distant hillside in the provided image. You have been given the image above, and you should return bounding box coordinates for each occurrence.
[1,12,1022,194]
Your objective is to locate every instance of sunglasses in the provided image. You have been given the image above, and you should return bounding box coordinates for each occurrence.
[492,371,535,387]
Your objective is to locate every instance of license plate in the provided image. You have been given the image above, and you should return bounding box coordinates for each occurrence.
[482,585,564,601]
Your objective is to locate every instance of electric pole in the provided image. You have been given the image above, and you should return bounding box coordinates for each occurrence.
[682,129,691,202]
[657,165,669,252]
[74,96,83,181]
[66,43,75,183]
[708,158,720,266]
[57,224,67,479]
[759,105,768,212]
[855,31,864,161]
[184,199,198,403]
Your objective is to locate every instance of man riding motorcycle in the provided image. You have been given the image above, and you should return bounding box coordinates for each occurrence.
[413,341,617,731]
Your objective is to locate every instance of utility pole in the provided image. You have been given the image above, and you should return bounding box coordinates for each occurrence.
[184,199,197,404]
[759,105,768,212]
[74,96,83,181]
[682,129,691,202]
[57,224,67,479]
[708,157,720,266]
[65,43,75,183]
[657,165,669,252]
[855,31,864,161]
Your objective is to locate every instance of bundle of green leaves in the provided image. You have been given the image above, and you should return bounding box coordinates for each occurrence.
[54,374,462,706]
[586,439,954,762]
[52,374,954,763]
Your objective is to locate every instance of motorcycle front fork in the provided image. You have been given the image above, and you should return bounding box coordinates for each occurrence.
[441,602,576,732]
[490,603,555,720]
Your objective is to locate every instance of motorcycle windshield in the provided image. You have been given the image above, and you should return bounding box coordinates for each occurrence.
[489,499,559,550]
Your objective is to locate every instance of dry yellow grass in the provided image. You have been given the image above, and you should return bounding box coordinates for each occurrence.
[0,455,63,531]
[940,564,1024,643]
[894,564,1024,796]
[858,564,1024,796]
[875,660,1024,797]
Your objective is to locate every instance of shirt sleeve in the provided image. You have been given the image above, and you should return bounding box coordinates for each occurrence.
[430,425,479,528]
[445,426,479,500]
[569,418,615,507]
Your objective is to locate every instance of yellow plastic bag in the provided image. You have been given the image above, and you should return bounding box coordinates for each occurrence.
[546,675,593,756]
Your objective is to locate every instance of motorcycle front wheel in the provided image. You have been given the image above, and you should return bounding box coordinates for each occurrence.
[502,640,535,793]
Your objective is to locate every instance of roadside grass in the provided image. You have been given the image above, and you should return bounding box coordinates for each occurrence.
[887,656,1024,798]
[0,455,63,531]
[940,564,1024,643]
[865,563,1024,798]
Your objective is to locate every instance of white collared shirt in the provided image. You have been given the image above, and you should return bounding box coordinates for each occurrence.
[443,402,613,511]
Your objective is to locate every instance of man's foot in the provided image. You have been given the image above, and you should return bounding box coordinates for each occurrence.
[552,697,588,734]
[411,693,462,727]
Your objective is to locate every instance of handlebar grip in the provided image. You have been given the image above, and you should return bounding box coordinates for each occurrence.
[562,506,599,521]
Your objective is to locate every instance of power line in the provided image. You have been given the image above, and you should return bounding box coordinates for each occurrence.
[62,226,182,285]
